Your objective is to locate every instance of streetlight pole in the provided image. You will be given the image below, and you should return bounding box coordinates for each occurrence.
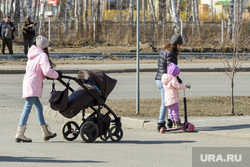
[136,0,140,114]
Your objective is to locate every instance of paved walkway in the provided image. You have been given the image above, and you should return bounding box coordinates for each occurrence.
[44,105,250,139]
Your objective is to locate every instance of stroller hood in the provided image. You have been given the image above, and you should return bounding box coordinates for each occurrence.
[77,69,117,99]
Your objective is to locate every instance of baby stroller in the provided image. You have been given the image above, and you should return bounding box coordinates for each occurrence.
[49,69,123,143]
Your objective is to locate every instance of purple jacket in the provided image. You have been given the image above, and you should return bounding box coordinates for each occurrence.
[22,45,59,98]
[161,63,186,106]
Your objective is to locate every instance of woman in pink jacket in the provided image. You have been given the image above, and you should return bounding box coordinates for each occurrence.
[15,35,61,142]
[161,63,190,128]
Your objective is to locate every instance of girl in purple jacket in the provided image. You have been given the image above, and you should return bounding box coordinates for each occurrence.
[15,36,61,142]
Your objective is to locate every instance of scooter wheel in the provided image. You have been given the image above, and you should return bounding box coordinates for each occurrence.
[160,127,166,133]
[188,124,195,132]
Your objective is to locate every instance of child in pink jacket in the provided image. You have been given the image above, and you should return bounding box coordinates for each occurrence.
[161,63,190,128]
[15,35,61,142]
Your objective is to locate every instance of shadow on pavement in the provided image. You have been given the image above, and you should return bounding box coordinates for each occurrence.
[197,124,250,131]
[116,140,196,144]
[0,156,106,163]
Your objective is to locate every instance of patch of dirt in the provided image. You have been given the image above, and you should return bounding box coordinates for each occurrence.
[92,97,250,119]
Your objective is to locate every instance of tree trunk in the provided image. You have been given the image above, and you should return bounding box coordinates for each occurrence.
[186,0,191,42]
[128,0,134,23]
[227,0,234,41]
[35,0,40,33]
[91,0,94,18]
[38,0,47,35]
[65,0,71,36]
[32,0,38,22]
[74,0,79,34]
[148,0,156,22]
[8,0,14,19]
[14,0,20,25]
[79,0,83,36]
[20,0,24,23]
[3,0,6,17]
[232,0,237,42]
[84,0,89,39]
[231,76,234,114]
[100,0,105,22]
[58,0,65,19]
[142,0,145,23]
[194,0,201,37]
[26,0,33,21]
[238,0,243,31]
[158,0,166,23]
[170,0,180,33]
[176,0,181,18]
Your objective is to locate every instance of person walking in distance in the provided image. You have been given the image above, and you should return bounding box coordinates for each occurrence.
[23,15,36,56]
[0,15,15,55]
[15,35,62,142]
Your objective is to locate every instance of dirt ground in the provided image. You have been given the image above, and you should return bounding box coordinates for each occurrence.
[13,43,155,53]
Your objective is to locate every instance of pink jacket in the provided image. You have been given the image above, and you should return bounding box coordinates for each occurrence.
[22,45,59,98]
[161,74,187,106]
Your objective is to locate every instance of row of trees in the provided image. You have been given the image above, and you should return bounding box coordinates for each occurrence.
[0,0,247,43]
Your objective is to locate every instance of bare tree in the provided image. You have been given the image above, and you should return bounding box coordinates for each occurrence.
[142,0,145,23]
[227,0,233,41]
[232,0,237,41]
[169,0,180,33]
[78,0,84,35]
[58,0,65,19]
[8,0,14,19]
[221,18,250,114]
[65,0,71,35]
[185,0,191,42]
[32,0,38,22]
[193,0,201,36]
[38,0,47,35]
[14,0,20,25]
[2,0,6,16]
[128,0,134,23]
[74,0,79,34]
[158,0,166,23]
[100,0,105,22]
[84,0,89,22]
[26,0,33,21]
[148,0,156,22]
[20,0,24,23]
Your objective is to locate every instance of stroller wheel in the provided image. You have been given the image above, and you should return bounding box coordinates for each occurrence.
[100,131,110,141]
[80,122,99,143]
[62,121,80,141]
[109,126,123,142]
